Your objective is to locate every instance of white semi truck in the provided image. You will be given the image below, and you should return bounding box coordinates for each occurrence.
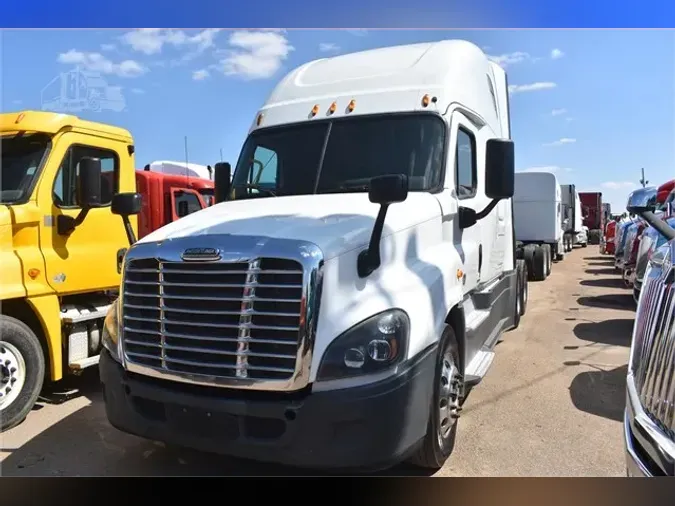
[99,40,528,471]
[513,171,565,282]
[560,183,587,250]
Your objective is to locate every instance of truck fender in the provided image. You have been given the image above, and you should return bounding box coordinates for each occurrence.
[22,295,63,381]
[444,304,466,374]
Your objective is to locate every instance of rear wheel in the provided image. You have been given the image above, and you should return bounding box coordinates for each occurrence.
[523,244,537,280]
[541,244,552,277]
[0,315,45,433]
[531,246,547,281]
[408,327,462,470]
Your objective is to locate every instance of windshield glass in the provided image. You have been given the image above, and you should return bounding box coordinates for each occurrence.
[1,132,51,204]
[230,114,446,200]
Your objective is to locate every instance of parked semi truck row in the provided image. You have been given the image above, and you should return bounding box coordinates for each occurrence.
[0,111,214,432]
[95,39,534,472]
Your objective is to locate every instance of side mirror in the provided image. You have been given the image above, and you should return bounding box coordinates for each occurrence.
[485,138,514,200]
[627,186,657,215]
[112,192,142,216]
[112,192,142,246]
[77,157,102,209]
[368,174,409,205]
[358,174,409,278]
[214,162,232,203]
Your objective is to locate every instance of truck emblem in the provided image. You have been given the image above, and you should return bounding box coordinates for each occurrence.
[181,247,221,262]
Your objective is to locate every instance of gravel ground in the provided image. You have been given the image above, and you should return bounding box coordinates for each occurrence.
[0,247,631,476]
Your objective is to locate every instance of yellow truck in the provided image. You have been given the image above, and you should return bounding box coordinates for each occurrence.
[0,110,144,431]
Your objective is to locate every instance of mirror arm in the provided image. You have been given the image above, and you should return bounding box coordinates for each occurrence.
[476,198,500,221]
[640,210,675,241]
[358,203,389,278]
[121,215,138,245]
[56,208,90,236]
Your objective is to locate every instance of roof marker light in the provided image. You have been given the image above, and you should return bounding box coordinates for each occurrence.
[328,102,337,115]
[256,113,264,126]
[15,112,25,124]
[347,99,356,113]
[311,104,320,117]
[422,94,430,107]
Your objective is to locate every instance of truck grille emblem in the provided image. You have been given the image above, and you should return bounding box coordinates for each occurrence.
[181,247,221,262]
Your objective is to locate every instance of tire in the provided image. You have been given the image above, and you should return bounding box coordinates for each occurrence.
[523,244,537,280]
[531,246,547,281]
[581,242,588,248]
[517,259,528,316]
[0,315,45,433]
[541,244,552,277]
[408,327,462,470]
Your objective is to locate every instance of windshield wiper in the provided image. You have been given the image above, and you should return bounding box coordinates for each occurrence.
[231,184,278,197]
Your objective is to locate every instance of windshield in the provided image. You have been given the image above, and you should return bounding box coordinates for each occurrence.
[1,132,51,204]
[230,114,446,200]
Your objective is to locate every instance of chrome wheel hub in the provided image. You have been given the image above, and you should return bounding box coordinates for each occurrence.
[0,342,26,410]
[437,348,462,441]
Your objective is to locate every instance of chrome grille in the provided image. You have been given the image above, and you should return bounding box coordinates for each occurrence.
[633,269,675,439]
[121,257,305,383]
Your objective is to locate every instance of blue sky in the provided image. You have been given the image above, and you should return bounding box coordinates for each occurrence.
[1,29,673,211]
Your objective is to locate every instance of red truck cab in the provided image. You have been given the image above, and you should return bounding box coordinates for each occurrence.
[134,169,215,239]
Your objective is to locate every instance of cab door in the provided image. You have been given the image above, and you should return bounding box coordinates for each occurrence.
[37,132,131,294]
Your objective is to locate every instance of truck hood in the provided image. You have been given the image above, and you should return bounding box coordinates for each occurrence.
[138,193,442,260]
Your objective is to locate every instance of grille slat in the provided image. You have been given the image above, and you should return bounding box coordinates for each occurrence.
[121,256,304,383]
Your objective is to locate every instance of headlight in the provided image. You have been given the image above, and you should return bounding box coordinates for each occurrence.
[102,298,122,363]
[316,309,409,382]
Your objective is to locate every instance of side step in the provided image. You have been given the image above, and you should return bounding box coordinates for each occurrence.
[464,349,495,385]
[69,355,100,371]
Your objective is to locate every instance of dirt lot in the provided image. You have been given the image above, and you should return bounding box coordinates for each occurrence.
[0,247,632,476]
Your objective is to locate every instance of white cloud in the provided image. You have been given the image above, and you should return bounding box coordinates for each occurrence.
[100,43,116,52]
[508,82,557,94]
[344,29,368,36]
[566,117,574,122]
[543,138,576,147]
[518,166,574,173]
[57,50,146,78]
[217,30,294,80]
[319,42,340,53]
[551,48,565,60]
[488,51,531,68]
[131,88,145,94]
[601,181,636,190]
[192,69,210,81]
[121,28,221,56]
[551,108,567,116]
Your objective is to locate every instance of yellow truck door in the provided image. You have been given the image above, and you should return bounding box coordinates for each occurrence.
[37,131,132,295]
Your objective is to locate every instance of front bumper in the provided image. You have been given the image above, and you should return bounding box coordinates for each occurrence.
[100,345,437,471]
[624,373,675,476]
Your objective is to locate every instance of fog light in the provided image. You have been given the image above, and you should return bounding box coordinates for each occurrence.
[344,347,366,368]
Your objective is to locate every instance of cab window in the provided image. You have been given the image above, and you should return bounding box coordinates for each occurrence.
[174,191,203,218]
[53,146,119,208]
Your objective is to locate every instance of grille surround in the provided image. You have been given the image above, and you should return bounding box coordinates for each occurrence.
[631,240,675,440]
[119,235,324,392]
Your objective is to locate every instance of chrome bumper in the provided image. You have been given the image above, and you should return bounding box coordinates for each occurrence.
[624,372,675,477]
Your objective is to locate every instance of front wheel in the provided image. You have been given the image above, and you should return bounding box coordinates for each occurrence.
[0,315,45,433]
[408,327,463,470]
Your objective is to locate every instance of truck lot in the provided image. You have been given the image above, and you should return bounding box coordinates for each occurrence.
[0,247,631,476]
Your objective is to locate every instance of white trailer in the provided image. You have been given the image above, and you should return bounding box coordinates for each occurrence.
[560,183,586,250]
[99,39,528,472]
[514,171,565,281]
